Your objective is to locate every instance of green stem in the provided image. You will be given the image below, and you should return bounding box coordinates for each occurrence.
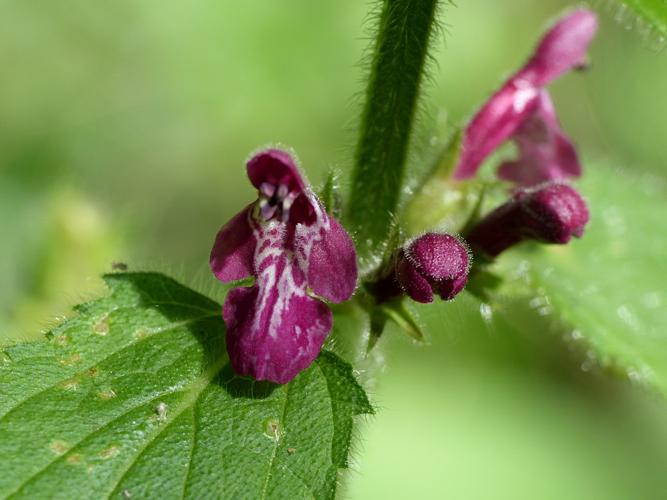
[347,0,441,260]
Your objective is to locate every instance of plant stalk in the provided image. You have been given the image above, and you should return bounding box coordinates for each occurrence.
[347,0,441,260]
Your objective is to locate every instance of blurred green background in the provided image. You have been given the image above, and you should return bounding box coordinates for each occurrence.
[2,0,667,498]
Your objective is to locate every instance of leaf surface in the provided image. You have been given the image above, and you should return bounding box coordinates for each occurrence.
[510,165,667,394]
[0,272,372,499]
[613,0,667,41]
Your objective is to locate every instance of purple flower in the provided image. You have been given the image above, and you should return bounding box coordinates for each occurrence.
[453,9,598,186]
[210,149,358,384]
[465,182,589,258]
[396,233,470,303]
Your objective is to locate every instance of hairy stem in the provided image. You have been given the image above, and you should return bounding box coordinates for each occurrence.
[347,0,441,261]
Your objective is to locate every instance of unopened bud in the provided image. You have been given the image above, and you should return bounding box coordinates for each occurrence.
[396,233,470,303]
[466,182,589,258]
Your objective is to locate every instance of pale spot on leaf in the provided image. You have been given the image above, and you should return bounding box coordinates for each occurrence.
[55,335,70,346]
[156,402,168,422]
[60,377,80,391]
[94,314,109,336]
[49,440,69,455]
[97,389,117,400]
[133,328,148,340]
[264,418,282,442]
[99,445,120,459]
[59,353,81,366]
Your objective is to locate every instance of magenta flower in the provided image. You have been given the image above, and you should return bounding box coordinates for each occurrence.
[453,9,598,186]
[396,233,470,303]
[465,182,589,258]
[210,149,358,384]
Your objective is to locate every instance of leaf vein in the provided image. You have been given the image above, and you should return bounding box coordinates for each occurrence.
[5,390,183,498]
[106,355,227,498]
[259,383,291,500]
[0,314,217,422]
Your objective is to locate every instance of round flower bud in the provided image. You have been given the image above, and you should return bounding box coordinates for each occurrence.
[517,182,589,243]
[396,233,470,303]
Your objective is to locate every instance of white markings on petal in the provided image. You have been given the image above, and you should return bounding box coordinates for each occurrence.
[294,191,330,275]
[260,182,276,198]
[248,190,332,342]
[513,81,539,113]
[259,199,278,220]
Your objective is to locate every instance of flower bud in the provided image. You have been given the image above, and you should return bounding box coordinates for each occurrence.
[466,182,589,258]
[396,233,470,303]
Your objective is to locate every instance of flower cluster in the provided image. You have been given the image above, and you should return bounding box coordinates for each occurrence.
[211,9,597,383]
[457,9,594,257]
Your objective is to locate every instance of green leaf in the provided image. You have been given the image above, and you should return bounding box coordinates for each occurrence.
[347,0,442,259]
[612,0,667,42]
[509,165,667,394]
[0,272,372,499]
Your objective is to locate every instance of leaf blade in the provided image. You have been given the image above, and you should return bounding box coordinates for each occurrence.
[507,165,667,395]
[614,0,667,40]
[0,272,371,499]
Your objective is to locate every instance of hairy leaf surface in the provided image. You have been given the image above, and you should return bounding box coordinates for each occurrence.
[514,165,667,394]
[613,0,667,41]
[0,273,372,499]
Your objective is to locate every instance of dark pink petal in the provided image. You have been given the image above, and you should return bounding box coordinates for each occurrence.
[497,92,581,186]
[222,214,336,384]
[215,147,359,383]
[305,214,358,303]
[288,190,317,225]
[396,233,470,303]
[466,182,589,257]
[520,9,598,87]
[452,9,596,182]
[518,182,589,243]
[453,81,541,180]
[247,149,306,193]
[247,149,316,225]
[438,274,468,301]
[210,204,256,282]
[408,233,470,282]
[464,201,525,258]
[396,253,433,303]
[223,281,332,385]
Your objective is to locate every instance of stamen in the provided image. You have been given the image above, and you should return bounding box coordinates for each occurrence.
[276,184,289,200]
[257,183,300,223]
[280,192,299,223]
[282,192,297,210]
[260,182,276,198]
[259,199,278,220]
